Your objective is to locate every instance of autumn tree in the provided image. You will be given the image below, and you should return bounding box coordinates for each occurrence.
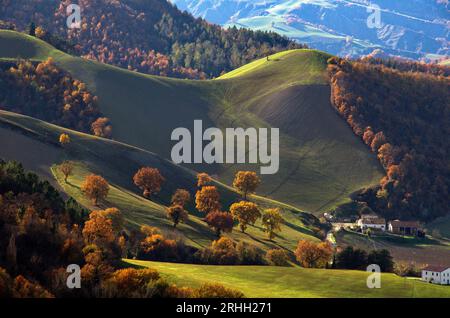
[98,207,124,234]
[261,208,284,240]
[133,167,164,198]
[205,211,234,236]
[197,172,212,187]
[195,186,221,214]
[59,133,71,146]
[230,201,261,233]
[211,237,238,264]
[13,275,54,298]
[82,210,115,246]
[167,204,189,228]
[232,171,261,200]
[266,249,290,266]
[81,174,110,205]
[59,161,74,182]
[35,26,46,38]
[91,117,113,138]
[138,234,179,261]
[294,240,333,268]
[171,189,191,207]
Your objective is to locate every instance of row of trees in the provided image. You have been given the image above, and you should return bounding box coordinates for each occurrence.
[68,162,285,241]
[328,57,450,221]
[0,0,305,79]
[0,58,112,137]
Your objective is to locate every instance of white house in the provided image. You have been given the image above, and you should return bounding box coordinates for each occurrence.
[422,265,450,285]
[357,217,386,231]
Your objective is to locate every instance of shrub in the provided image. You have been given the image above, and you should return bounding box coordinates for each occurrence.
[266,249,290,266]
[195,283,244,298]
[236,242,265,265]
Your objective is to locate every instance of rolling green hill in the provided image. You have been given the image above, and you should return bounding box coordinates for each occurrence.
[0,110,320,252]
[0,30,383,214]
[126,259,450,298]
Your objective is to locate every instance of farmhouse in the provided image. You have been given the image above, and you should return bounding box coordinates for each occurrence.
[422,266,450,285]
[357,217,386,231]
[388,220,421,236]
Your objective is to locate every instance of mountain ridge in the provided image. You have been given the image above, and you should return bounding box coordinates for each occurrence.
[172,0,449,60]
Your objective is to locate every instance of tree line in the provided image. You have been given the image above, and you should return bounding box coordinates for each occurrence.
[0,58,112,138]
[328,56,450,222]
[0,0,306,79]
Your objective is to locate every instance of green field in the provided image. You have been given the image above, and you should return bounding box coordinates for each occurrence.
[126,259,450,298]
[0,30,383,214]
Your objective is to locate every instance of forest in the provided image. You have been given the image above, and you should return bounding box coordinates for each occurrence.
[0,0,305,79]
[0,160,249,298]
[0,58,111,137]
[328,57,450,221]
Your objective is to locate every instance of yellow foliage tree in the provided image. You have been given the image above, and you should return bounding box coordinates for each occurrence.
[261,208,284,240]
[59,133,71,146]
[232,171,261,200]
[230,201,261,233]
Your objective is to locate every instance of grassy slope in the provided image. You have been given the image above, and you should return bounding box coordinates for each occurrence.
[126,259,450,298]
[0,110,319,252]
[0,30,383,214]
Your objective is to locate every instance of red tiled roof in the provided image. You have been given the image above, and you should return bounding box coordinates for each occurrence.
[423,265,450,272]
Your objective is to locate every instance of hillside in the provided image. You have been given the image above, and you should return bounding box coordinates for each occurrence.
[0,110,321,253]
[127,259,450,298]
[0,30,384,214]
[328,57,450,221]
[0,0,303,78]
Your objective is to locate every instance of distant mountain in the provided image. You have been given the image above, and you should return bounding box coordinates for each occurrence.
[172,0,450,60]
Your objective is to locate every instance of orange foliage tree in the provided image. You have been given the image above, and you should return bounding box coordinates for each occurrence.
[171,189,191,207]
[205,211,234,236]
[197,173,212,187]
[91,117,113,138]
[294,240,333,268]
[82,210,115,246]
[133,167,165,198]
[232,171,261,200]
[81,174,110,205]
[195,186,221,214]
